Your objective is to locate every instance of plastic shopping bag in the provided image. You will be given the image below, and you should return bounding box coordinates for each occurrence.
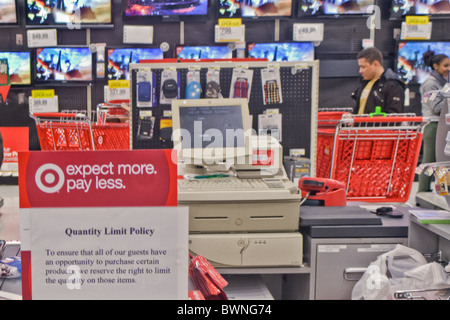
[352,244,430,300]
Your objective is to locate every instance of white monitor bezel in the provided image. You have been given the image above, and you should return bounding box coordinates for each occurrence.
[171,98,252,165]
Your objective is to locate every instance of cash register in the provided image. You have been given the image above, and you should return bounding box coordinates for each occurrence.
[171,98,303,267]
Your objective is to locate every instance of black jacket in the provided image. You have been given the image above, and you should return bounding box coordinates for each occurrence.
[352,69,406,114]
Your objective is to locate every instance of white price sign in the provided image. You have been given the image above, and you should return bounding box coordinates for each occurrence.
[401,22,432,40]
[215,25,245,43]
[27,29,58,48]
[29,96,59,114]
[104,85,130,103]
[123,25,154,44]
[293,23,324,42]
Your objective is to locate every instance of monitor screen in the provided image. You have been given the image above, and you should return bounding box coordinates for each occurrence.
[299,0,375,16]
[248,42,314,62]
[107,48,164,80]
[0,52,32,85]
[176,46,233,59]
[414,0,450,14]
[36,47,94,84]
[241,0,293,17]
[26,0,112,27]
[0,0,17,24]
[171,98,252,164]
[397,41,450,84]
[124,0,208,17]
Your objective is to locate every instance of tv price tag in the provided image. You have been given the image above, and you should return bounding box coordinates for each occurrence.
[401,21,432,40]
[29,96,59,114]
[215,25,245,43]
[293,23,324,42]
[27,29,57,48]
[104,85,130,103]
[123,25,154,44]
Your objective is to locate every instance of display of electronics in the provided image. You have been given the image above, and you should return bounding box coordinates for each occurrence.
[171,98,252,163]
[390,0,450,19]
[298,0,376,16]
[0,0,18,24]
[0,51,32,85]
[35,47,94,85]
[218,0,293,18]
[123,0,209,21]
[26,0,113,28]
[107,48,164,80]
[247,42,314,62]
[396,41,450,85]
[176,45,233,59]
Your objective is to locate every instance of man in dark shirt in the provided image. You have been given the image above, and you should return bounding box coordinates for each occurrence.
[352,47,406,114]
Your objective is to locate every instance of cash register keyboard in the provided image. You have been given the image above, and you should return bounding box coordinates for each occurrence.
[178,177,286,191]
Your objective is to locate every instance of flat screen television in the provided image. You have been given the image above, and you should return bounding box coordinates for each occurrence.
[123,0,209,21]
[0,51,32,85]
[396,41,450,85]
[0,0,18,24]
[219,0,293,18]
[247,42,315,61]
[26,0,113,28]
[107,48,164,80]
[176,45,233,59]
[298,0,376,16]
[35,47,95,85]
[390,0,450,19]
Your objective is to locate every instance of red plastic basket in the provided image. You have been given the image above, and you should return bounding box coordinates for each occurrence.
[92,123,130,150]
[316,113,426,202]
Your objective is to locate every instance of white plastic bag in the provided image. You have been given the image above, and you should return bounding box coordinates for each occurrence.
[352,244,432,300]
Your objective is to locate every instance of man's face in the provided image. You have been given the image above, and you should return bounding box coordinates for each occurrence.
[358,58,379,81]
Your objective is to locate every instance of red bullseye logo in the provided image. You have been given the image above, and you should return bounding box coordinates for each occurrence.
[35,164,65,194]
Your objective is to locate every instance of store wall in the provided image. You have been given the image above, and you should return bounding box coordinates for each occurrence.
[0,0,449,151]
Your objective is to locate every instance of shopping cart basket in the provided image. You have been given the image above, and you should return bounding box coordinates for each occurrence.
[92,103,130,150]
[316,113,427,202]
[33,112,95,151]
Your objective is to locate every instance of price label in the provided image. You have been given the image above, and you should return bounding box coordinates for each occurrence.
[29,96,58,114]
[108,80,130,89]
[401,21,432,40]
[218,18,242,28]
[293,23,324,42]
[406,16,429,25]
[123,25,154,44]
[27,29,57,48]
[32,89,54,99]
[215,25,245,43]
[104,85,130,103]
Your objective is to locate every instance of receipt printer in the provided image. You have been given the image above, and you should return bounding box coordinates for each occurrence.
[299,177,347,207]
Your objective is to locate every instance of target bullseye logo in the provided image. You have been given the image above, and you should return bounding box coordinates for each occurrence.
[35,164,65,194]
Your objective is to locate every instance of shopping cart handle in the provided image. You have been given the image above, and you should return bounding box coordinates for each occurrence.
[33,112,87,118]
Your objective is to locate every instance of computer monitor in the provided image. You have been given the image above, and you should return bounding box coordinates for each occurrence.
[176,45,233,59]
[25,0,113,28]
[247,42,315,62]
[123,0,209,21]
[107,47,164,80]
[0,51,32,85]
[171,98,252,165]
[0,0,18,25]
[396,41,450,85]
[298,0,376,16]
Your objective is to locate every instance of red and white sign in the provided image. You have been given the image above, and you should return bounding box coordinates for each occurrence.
[0,127,29,173]
[19,149,187,300]
[19,149,177,208]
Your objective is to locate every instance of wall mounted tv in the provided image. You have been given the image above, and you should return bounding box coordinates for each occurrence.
[247,42,315,62]
[0,0,18,25]
[35,47,95,86]
[390,0,450,19]
[26,0,113,28]
[218,0,293,19]
[123,0,209,21]
[0,51,32,85]
[107,47,164,80]
[298,0,376,16]
[396,41,450,85]
[176,45,233,59]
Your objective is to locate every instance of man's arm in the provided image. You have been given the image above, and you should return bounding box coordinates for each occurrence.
[384,81,405,114]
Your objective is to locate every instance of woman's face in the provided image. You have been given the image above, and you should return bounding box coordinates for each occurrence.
[434,57,450,80]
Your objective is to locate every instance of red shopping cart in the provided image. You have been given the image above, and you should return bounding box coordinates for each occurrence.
[316,112,427,202]
[33,104,130,151]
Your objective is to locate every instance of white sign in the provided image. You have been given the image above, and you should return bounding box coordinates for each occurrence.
[401,22,432,40]
[29,96,59,114]
[123,25,154,44]
[215,25,245,43]
[104,85,130,103]
[293,23,324,42]
[21,206,189,300]
[27,29,58,48]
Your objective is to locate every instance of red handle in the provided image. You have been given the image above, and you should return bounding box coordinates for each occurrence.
[33,112,86,118]
[352,116,423,123]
